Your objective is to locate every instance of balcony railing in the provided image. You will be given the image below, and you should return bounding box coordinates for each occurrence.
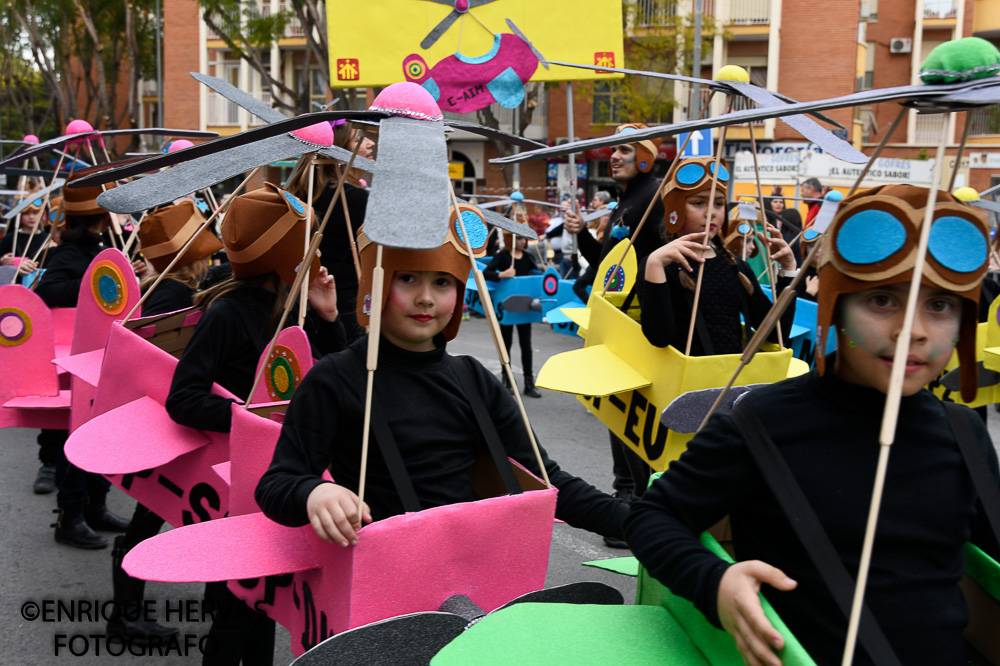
[729,0,770,25]
[635,0,677,26]
[968,106,1000,136]
[278,1,304,36]
[914,112,948,144]
[924,0,957,19]
[207,90,274,126]
[206,2,304,39]
[634,0,714,27]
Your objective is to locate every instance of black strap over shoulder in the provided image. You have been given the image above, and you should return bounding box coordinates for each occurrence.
[728,401,902,666]
[369,396,423,513]
[450,356,523,497]
[347,343,422,513]
[683,289,715,356]
[942,402,1000,544]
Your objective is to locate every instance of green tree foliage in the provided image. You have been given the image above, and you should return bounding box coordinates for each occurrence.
[199,0,339,115]
[588,0,720,127]
[2,0,157,149]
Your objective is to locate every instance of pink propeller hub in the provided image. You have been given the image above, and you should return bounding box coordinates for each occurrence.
[455,0,470,12]
[369,82,443,122]
[289,120,334,147]
[23,134,39,144]
[167,139,194,153]
[66,119,94,134]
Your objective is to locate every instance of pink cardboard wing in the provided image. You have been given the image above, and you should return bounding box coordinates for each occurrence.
[123,512,321,582]
[70,248,140,355]
[229,405,284,516]
[51,307,76,360]
[65,395,210,473]
[70,323,233,527]
[250,326,314,406]
[0,284,69,429]
[56,249,141,432]
[52,348,105,387]
[235,480,558,656]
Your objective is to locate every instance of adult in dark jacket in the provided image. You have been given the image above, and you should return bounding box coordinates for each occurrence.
[560,123,666,545]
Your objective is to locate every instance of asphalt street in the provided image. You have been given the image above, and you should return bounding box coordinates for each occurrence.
[0,316,634,665]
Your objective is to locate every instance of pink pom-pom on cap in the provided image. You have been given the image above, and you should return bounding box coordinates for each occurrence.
[167,139,194,153]
[289,120,334,146]
[65,119,101,150]
[370,82,443,122]
[23,135,39,144]
[66,119,94,134]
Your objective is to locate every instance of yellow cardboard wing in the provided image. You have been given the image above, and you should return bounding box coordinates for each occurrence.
[936,295,1000,408]
[538,276,808,472]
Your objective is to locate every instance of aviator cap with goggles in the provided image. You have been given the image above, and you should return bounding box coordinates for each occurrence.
[816,184,989,402]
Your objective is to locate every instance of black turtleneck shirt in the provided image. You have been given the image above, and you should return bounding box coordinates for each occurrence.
[638,254,795,356]
[256,335,628,539]
[625,368,1000,666]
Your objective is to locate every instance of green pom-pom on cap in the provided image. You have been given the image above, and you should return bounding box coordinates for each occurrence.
[920,37,1000,84]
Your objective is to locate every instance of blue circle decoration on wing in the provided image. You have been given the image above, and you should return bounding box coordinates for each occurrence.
[90,261,127,315]
[709,162,730,181]
[455,211,488,249]
[283,191,306,215]
[676,163,706,186]
[804,228,821,242]
[836,210,906,264]
[604,265,626,292]
[929,216,987,273]
[543,273,559,296]
[737,223,752,235]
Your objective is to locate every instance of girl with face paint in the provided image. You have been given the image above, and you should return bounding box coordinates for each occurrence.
[638,157,798,356]
[626,185,1000,666]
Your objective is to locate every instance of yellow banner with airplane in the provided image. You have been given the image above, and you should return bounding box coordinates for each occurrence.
[327,0,624,101]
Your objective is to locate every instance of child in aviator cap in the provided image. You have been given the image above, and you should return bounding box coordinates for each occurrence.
[256,204,628,547]
[626,185,1000,666]
[639,156,797,357]
[164,183,344,666]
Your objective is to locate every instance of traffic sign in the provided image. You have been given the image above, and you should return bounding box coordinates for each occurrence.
[678,129,712,158]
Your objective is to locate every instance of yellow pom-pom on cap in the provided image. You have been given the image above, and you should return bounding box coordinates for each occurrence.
[953,186,980,202]
[715,65,750,83]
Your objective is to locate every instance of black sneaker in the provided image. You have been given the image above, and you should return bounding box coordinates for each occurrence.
[33,465,56,494]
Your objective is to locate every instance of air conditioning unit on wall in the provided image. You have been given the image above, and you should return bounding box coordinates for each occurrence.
[890,38,912,54]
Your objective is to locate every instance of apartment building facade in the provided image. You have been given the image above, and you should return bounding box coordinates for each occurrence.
[142,0,1000,202]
